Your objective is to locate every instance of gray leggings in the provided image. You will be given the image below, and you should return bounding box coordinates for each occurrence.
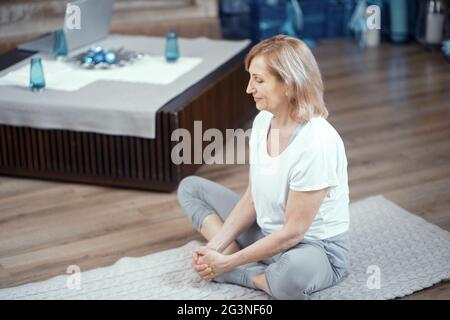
[177,175,351,300]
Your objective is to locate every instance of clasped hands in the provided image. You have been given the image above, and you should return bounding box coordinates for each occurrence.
[191,246,233,282]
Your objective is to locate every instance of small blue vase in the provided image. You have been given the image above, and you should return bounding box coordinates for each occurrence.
[29,57,46,92]
[390,0,409,43]
[53,29,68,58]
[165,32,180,62]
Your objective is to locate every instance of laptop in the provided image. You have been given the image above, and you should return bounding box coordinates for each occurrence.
[18,0,114,55]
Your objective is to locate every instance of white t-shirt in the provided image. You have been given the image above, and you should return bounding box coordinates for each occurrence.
[249,110,350,240]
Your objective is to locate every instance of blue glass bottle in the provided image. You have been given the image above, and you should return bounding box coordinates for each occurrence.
[53,29,68,58]
[165,32,180,62]
[390,0,409,43]
[29,57,46,92]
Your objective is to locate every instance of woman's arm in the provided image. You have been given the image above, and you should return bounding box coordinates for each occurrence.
[206,175,257,253]
[195,187,329,279]
[224,187,328,269]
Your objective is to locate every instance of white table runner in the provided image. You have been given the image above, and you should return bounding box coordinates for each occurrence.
[0,35,251,139]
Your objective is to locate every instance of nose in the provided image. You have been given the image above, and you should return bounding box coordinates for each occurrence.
[246,79,255,95]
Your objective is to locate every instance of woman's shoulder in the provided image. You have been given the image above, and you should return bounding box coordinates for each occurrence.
[307,117,341,139]
[302,117,345,151]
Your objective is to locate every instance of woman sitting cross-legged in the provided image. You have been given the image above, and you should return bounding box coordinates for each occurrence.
[177,35,351,300]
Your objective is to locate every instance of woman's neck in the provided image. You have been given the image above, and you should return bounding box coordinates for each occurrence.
[271,109,302,130]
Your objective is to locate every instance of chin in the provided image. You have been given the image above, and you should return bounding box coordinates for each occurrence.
[255,102,266,111]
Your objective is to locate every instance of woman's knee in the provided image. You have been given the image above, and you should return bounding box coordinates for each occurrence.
[177,175,213,230]
[265,266,310,300]
[177,176,202,203]
[264,251,320,300]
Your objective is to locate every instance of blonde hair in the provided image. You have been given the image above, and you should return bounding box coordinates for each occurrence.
[245,35,328,122]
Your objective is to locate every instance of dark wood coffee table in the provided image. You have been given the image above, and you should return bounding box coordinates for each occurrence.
[0,44,256,192]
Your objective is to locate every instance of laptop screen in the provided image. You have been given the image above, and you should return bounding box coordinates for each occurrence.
[64,0,114,52]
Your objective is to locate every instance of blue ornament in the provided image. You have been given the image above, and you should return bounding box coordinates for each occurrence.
[82,55,94,64]
[94,46,103,53]
[93,52,105,64]
[104,51,116,64]
[87,50,96,58]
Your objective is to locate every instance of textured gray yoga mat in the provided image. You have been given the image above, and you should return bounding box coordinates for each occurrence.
[0,195,449,300]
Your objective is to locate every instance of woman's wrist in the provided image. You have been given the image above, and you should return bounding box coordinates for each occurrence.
[206,238,226,253]
[226,250,242,269]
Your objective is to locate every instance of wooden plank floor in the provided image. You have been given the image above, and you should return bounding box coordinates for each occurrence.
[0,39,449,299]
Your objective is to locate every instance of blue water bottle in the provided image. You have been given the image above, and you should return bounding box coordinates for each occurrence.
[29,57,46,92]
[165,32,180,62]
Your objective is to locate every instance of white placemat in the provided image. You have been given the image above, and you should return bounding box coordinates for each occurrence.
[0,56,203,91]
